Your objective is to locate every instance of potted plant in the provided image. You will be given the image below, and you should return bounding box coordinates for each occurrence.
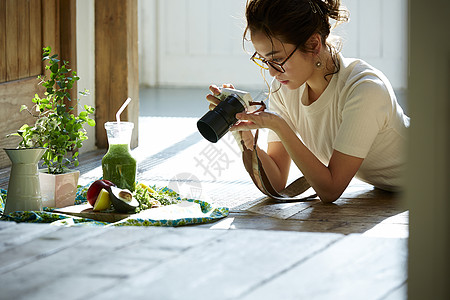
[7,46,95,208]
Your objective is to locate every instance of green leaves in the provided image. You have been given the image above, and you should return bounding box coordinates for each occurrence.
[7,46,96,174]
[87,118,96,127]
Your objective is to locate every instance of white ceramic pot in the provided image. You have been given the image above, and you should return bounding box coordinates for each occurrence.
[3,148,46,214]
[39,169,80,208]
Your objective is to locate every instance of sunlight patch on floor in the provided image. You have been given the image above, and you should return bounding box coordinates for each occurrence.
[362,211,409,238]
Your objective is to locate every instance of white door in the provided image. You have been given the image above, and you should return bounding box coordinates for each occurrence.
[139,0,407,90]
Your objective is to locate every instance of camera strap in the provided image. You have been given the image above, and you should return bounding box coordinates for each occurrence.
[237,130,317,202]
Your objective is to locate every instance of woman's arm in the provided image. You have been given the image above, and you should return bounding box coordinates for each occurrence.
[275,122,363,202]
[256,141,291,192]
[233,111,363,202]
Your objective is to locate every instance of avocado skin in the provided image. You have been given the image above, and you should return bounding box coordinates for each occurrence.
[109,186,139,213]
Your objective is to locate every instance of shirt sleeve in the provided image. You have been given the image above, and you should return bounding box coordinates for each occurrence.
[333,76,392,158]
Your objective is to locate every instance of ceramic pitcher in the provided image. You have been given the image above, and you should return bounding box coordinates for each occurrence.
[3,148,46,214]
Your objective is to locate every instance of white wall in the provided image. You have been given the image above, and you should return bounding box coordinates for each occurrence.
[76,0,96,153]
[139,0,408,90]
[335,0,408,90]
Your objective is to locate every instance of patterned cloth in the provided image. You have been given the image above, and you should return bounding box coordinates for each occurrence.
[0,182,229,227]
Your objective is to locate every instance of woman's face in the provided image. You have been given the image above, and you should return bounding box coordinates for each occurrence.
[251,31,315,90]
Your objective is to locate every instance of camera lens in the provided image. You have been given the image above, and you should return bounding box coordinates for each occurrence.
[197,94,245,143]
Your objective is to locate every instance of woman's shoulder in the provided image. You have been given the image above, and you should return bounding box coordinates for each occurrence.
[336,54,396,103]
[336,54,404,122]
[338,54,390,88]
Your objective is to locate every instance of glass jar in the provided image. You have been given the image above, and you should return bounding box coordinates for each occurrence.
[101,122,137,191]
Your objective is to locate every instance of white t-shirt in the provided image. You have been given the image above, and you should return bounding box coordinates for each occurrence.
[267,53,410,191]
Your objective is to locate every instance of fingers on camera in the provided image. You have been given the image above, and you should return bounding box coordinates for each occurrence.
[206,94,220,110]
[209,84,220,95]
[206,94,218,102]
[222,83,235,89]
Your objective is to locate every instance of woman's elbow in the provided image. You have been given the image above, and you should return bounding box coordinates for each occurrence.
[317,190,343,203]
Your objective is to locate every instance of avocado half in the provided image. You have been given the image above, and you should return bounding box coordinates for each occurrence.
[109,186,139,213]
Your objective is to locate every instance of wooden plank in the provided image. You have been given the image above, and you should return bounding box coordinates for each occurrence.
[240,234,408,300]
[95,0,124,149]
[0,222,59,252]
[290,199,407,222]
[0,227,224,298]
[0,0,6,83]
[42,0,59,65]
[127,0,139,148]
[0,77,44,168]
[242,181,404,223]
[59,0,77,112]
[0,224,407,299]
[247,200,316,220]
[362,222,409,238]
[87,229,343,299]
[5,0,19,81]
[0,220,16,230]
[0,226,111,274]
[4,273,118,300]
[95,0,139,149]
[196,211,332,231]
[199,210,408,236]
[29,0,42,76]
[339,184,399,200]
[286,195,408,236]
[291,209,408,224]
[0,165,10,189]
[0,227,116,299]
[17,0,30,79]
[70,227,228,277]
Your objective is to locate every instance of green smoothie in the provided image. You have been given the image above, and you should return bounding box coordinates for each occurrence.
[102,144,137,192]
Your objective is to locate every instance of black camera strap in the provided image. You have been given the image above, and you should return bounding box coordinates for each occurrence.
[238,130,317,202]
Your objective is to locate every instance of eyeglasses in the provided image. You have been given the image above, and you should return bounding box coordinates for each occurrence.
[250,46,298,73]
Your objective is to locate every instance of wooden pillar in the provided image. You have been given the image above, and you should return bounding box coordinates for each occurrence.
[95,0,139,149]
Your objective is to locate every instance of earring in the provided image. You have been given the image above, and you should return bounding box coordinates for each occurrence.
[315,61,322,68]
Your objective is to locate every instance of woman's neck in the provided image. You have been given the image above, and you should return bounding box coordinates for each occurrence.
[305,49,335,105]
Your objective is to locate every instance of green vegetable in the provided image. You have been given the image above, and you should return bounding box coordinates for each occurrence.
[133,184,184,212]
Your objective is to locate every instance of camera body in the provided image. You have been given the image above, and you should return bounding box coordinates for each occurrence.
[216,87,253,108]
[197,88,254,143]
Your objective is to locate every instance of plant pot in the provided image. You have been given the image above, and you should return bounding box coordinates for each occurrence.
[39,169,80,208]
[3,148,46,214]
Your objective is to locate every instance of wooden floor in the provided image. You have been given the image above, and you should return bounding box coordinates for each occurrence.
[0,116,408,299]
[0,223,407,300]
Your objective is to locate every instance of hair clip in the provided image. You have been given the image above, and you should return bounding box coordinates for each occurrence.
[309,0,324,17]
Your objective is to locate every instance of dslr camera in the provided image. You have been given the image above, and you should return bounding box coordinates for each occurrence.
[197,88,254,143]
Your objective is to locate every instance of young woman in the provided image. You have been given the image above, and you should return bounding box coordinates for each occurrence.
[206,0,410,202]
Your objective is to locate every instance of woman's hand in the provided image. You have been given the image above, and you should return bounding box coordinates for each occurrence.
[205,83,257,148]
[205,84,292,192]
[232,110,285,133]
[206,83,235,111]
